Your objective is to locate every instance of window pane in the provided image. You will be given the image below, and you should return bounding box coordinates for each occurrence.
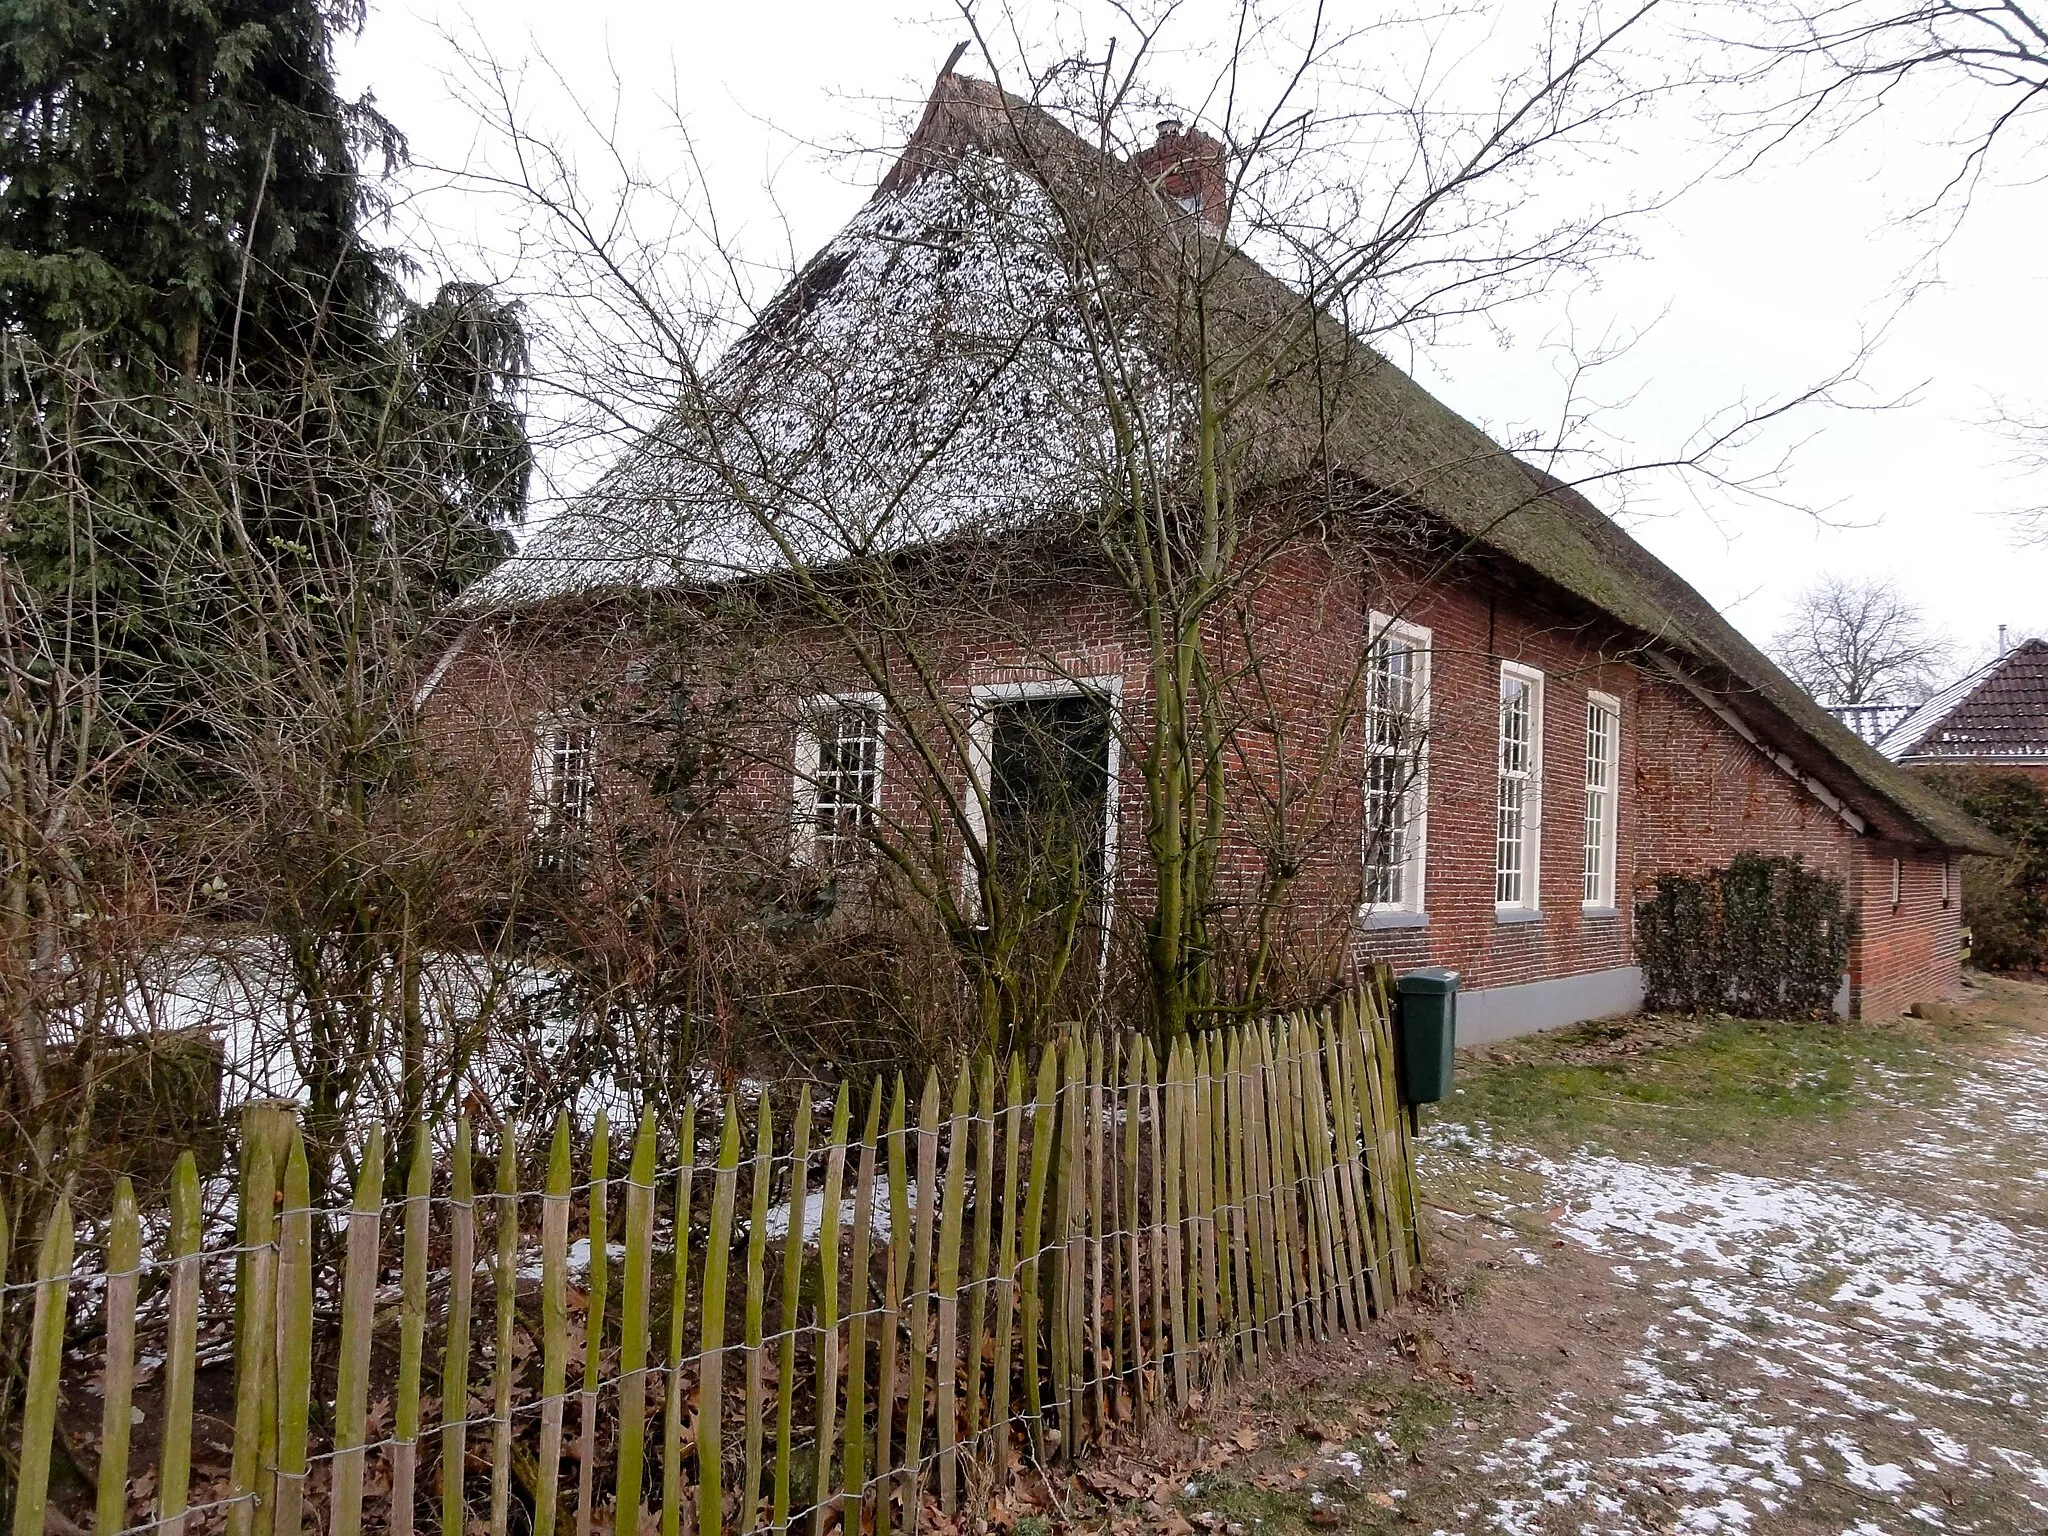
[1496,776,1524,904]
[1583,700,1615,906]
[1500,678,1531,773]
[812,704,881,864]
[1364,632,1426,910]
[1497,671,1537,906]
[535,721,595,872]
[1365,752,1406,905]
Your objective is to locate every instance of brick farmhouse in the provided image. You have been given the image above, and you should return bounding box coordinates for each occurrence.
[429,72,1997,1039]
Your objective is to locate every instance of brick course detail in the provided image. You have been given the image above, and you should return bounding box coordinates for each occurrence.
[431,537,1966,1023]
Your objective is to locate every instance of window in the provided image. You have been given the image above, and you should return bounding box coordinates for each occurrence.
[1363,616,1431,913]
[1496,664,1544,910]
[1891,856,1903,910]
[794,696,885,865]
[1583,694,1620,908]
[1942,858,1953,909]
[531,716,595,870]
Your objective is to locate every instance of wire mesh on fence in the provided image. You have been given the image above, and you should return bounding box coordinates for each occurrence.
[5,987,1423,1536]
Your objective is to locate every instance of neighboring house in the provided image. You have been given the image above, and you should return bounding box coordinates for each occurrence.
[1825,703,1917,750]
[1881,639,2048,781]
[427,70,1998,1037]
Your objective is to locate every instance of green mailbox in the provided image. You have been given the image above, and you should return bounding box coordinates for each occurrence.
[1394,967,1460,1105]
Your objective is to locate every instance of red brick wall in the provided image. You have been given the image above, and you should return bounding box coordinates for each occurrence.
[426,540,1967,1021]
[1341,569,1640,991]
[1629,683,1962,1015]
[1851,844,1963,1018]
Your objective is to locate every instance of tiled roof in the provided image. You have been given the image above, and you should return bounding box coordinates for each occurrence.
[1884,639,2048,764]
[1826,703,1916,748]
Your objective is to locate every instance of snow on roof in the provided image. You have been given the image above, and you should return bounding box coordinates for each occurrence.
[466,154,1155,607]
[1825,702,1916,748]
[1884,639,2048,764]
[456,70,1999,855]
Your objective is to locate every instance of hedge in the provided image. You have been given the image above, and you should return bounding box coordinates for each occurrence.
[1635,852,1856,1018]
[1919,768,2048,971]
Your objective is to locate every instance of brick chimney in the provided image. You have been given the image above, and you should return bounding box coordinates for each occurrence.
[1133,118,1228,236]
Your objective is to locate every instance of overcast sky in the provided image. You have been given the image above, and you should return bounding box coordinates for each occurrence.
[337,0,2048,687]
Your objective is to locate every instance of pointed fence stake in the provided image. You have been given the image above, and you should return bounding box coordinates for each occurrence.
[962,1056,996,1455]
[393,1123,432,1536]
[96,1180,141,1536]
[840,1084,884,1528]
[773,1087,812,1532]
[901,1069,941,1523]
[490,1124,520,1536]
[935,1066,970,1512]
[537,1116,573,1536]
[276,1133,315,1536]
[661,1103,698,1536]
[159,1156,202,1536]
[700,1104,743,1536]
[443,1118,477,1536]
[12,1197,74,1536]
[577,1111,611,1536]
[618,1109,659,1536]
[813,1086,852,1536]
[331,1127,387,1536]
[742,1099,775,1531]
[230,1104,288,1536]
[989,1056,1024,1478]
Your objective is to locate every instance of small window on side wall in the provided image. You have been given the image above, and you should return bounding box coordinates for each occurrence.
[794,695,885,866]
[531,715,595,871]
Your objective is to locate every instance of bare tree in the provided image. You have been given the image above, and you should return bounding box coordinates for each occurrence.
[1769,574,1953,704]
[1707,4,2048,537]
[1987,398,2048,542]
[1713,1,2048,217]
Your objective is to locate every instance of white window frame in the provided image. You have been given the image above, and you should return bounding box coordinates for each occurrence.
[1583,691,1621,911]
[1496,662,1545,914]
[1361,614,1431,919]
[1891,856,1903,910]
[963,675,1124,964]
[792,692,887,866]
[1941,857,1953,909]
[530,713,596,865]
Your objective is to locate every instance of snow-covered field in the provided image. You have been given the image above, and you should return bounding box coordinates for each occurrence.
[1431,1034,2048,1534]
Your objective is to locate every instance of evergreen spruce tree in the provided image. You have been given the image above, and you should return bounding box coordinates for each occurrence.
[0,3,530,1210]
[0,0,528,757]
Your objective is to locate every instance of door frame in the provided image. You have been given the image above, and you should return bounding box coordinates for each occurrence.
[962,673,1124,968]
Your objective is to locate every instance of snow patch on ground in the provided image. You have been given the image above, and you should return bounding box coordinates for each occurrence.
[1435,1033,2048,1533]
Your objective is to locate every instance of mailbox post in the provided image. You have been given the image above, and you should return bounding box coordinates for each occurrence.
[1394,967,1460,1111]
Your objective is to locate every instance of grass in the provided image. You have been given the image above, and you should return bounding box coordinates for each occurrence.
[1428,1008,1967,1158]
[1177,1367,1466,1536]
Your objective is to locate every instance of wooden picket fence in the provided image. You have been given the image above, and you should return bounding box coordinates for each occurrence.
[4,988,1422,1536]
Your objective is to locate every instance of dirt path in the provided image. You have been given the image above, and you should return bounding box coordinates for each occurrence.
[1415,981,2048,1534]
[1150,977,2048,1536]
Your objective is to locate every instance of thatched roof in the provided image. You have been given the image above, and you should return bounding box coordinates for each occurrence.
[468,71,1997,855]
